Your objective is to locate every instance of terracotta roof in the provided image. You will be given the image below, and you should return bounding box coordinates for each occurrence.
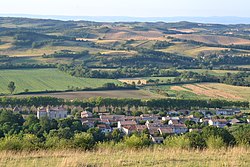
[211,119,228,123]
[119,120,137,126]
[158,127,173,134]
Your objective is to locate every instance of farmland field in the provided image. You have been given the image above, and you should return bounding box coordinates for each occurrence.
[178,69,241,76]
[170,34,250,45]
[146,83,250,101]
[9,89,164,99]
[0,147,249,167]
[0,69,121,94]
[159,43,226,57]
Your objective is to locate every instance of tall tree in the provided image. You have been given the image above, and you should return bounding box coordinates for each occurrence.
[8,81,16,95]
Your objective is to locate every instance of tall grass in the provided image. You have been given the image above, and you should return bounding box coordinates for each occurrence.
[0,147,249,167]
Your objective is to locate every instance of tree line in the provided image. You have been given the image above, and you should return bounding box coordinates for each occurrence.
[0,96,248,109]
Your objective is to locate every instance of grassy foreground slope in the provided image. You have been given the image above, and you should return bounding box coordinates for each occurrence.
[0,69,121,94]
[0,148,249,167]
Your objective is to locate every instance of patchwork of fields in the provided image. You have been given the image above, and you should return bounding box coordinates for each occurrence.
[0,69,121,94]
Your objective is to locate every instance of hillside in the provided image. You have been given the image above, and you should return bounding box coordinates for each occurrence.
[0,17,250,100]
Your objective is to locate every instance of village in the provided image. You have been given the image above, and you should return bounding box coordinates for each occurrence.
[26,105,249,144]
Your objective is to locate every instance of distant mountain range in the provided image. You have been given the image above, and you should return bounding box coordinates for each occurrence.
[1,14,250,24]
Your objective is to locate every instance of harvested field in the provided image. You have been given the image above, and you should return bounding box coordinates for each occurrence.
[183,84,243,100]
[9,90,164,99]
[103,29,165,40]
[170,34,250,45]
[166,83,250,100]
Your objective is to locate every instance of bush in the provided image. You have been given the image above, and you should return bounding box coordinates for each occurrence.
[206,136,226,149]
[231,125,250,147]
[21,134,42,150]
[0,135,23,151]
[44,136,72,149]
[185,132,206,149]
[124,134,151,149]
[164,135,190,149]
[202,126,235,146]
[73,132,95,150]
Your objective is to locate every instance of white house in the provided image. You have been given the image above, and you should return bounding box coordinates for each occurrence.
[37,106,68,119]
[208,119,228,128]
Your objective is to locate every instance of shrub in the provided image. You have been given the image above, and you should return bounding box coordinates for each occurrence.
[202,126,235,146]
[44,136,72,149]
[73,132,95,150]
[231,125,250,147]
[164,135,190,149]
[206,136,226,149]
[21,134,42,150]
[0,135,23,151]
[185,132,206,149]
[124,134,151,149]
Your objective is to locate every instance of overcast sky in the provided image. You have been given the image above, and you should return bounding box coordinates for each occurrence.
[1,0,249,17]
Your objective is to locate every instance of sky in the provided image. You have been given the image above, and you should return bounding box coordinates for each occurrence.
[0,0,250,17]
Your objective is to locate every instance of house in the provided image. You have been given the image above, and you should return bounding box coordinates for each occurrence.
[37,107,47,118]
[36,106,68,120]
[146,120,164,128]
[200,118,209,125]
[135,125,148,133]
[13,106,21,113]
[230,118,244,125]
[97,124,112,133]
[162,116,180,121]
[150,135,164,144]
[158,127,174,136]
[216,109,240,116]
[121,125,137,135]
[168,119,180,125]
[81,118,100,128]
[148,127,160,136]
[47,106,68,119]
[117,120,137,129]
[185,115,200,123]
[167,110,178,115]
[208,119,228,128]
[140,114,159,121]
[81,111,93,118]
[171,124,188,134]
[124,116,141,122]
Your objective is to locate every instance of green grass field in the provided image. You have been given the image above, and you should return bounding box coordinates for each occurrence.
[0,68,121,94]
